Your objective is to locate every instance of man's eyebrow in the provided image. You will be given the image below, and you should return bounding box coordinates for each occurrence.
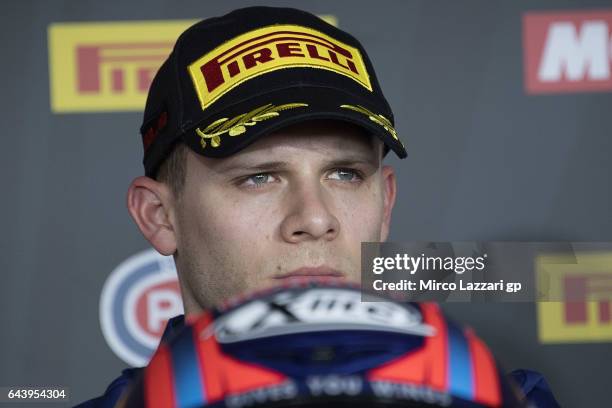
[325,157,380,168]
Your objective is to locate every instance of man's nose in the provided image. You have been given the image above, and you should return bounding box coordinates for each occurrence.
[280,182,340,243]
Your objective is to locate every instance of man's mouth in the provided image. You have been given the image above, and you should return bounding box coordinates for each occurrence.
[273,266,345,279]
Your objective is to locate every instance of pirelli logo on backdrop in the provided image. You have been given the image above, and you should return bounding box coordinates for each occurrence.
[48,21,191,112]
[523,9,612,94]
[188,24,370,111]
[48,18,337,113]
[537,253,612,343]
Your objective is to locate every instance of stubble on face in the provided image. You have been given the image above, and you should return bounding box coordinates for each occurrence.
[171,120,390,314]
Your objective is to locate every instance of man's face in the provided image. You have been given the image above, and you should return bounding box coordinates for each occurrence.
[170,120,396,314]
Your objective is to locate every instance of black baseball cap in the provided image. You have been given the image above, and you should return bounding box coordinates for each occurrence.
[140,6,407,178]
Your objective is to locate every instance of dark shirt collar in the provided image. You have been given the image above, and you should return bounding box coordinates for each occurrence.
[160,314,186,343]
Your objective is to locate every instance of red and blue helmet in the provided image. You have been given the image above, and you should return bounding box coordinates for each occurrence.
[121,279,526,408]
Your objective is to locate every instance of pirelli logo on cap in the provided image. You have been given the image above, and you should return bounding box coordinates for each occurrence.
[188,24,372,111]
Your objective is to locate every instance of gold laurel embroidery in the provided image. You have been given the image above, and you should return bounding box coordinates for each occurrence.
[340,104,402,145]
[195,103,309,149]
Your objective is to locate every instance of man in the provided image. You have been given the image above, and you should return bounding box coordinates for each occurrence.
[80,7,403,407]
[78,6,558,407]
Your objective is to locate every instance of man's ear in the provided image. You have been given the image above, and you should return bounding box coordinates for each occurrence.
[126,176,177,255]
[380,165,397,242]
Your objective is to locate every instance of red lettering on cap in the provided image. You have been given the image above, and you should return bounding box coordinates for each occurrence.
[276,42,305,58]
[143,111,168,151]
[242,48,274,69]
[227,61,240,77]
[306,44,329,61]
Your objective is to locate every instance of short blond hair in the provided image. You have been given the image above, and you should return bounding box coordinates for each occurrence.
[155,142,188,197]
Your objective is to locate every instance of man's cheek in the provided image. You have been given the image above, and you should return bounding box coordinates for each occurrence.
[342,203,382,233]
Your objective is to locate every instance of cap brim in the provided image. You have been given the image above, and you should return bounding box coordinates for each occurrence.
[181,86,407,161]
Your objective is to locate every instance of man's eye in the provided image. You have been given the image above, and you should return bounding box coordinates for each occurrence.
[242,173,275,187]
[328,168,363,182]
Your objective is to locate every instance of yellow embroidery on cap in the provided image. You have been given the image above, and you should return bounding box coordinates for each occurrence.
[195,103,308,149]
[340,104,402,146]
